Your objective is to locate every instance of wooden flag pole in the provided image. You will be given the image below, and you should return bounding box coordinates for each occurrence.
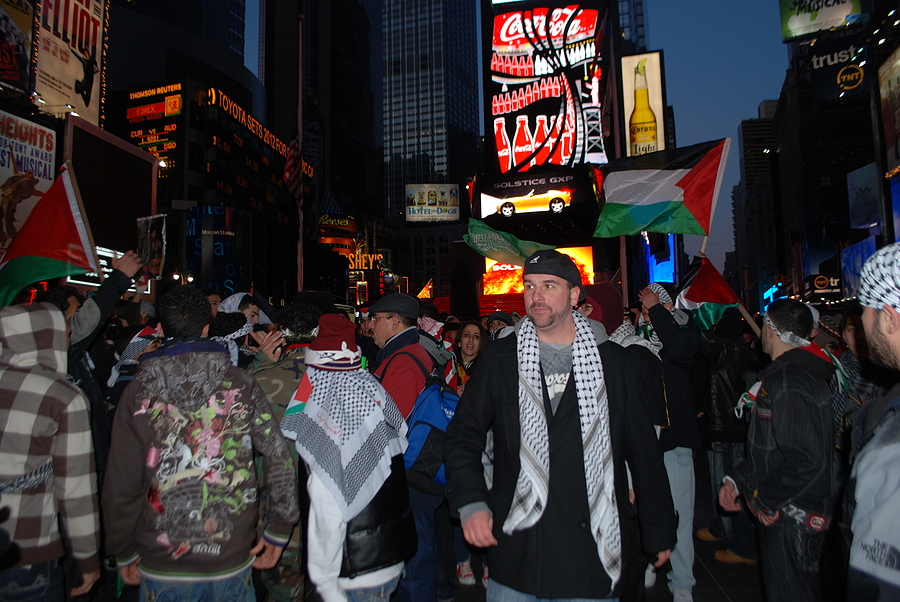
[699,235,710,256]
[64,158,104,283]
[737,303,761,336]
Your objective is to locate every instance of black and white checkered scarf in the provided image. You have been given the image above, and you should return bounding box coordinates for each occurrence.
[280,367,408,522]
[508,311,621,589]
[859,242,900,310]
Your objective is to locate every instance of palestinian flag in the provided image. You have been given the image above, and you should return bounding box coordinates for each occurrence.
[0,166,98,306]
[593,139,731,238]
[464,218,554,266]
[676,256,741,331]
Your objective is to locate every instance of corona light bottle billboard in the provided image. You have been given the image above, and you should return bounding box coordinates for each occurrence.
[629,58,658,156]
[622,51,666,157]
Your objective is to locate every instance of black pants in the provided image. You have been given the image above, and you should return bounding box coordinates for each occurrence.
[759,518,826,602]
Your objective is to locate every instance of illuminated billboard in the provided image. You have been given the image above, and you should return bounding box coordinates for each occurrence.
[124,83,183,176]
[880,45,900,178]
[621,52,666,157]
[478,165,601,219]
[0,0,34,94]
[483,246,593,295]
[487,2,609,175]
[779,0,862,41]
[0,109,56,256]
[405,183,460,222]
[35,0,106,125]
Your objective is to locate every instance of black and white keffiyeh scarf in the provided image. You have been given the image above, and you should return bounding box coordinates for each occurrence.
[508,311,621,588]
[280,367,408,522]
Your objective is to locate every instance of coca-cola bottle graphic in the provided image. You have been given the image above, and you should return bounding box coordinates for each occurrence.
[533,115,550,166]
[549,115,565,165]
[495,117,512,173]
[512,115,534,172]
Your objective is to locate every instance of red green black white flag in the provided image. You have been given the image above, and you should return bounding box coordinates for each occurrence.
[0,166,98,306]
[593,139,731,238]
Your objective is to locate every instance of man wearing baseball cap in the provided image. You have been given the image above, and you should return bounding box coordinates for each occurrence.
[446,249,675,600]
[846,243,900,600]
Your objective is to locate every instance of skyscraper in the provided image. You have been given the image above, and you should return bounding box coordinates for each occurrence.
[383,0,481,292]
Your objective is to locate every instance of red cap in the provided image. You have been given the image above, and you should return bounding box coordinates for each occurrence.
[306,314,362,370]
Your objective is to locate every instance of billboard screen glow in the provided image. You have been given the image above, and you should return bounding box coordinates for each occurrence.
[483,245,593,295]
[487,2,609,175]
[405,183,460,222]
[779,0,862,41]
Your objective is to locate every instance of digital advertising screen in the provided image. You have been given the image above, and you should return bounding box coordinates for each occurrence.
[35,0,106,125]
[779,0,862,41]
[405,183,460,222]
[477,165,601,219]
[123,83,184,177]
[0,0,34,94]
[483,245,593,295]
[486,1,609,176]
[621,51,666,157]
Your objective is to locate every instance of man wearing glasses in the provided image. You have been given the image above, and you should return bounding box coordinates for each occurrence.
[368,293,442,602]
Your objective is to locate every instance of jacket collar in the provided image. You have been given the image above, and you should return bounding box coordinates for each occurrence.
[777,347,836,382]
[140,337,229,361]
[373,327,419,370]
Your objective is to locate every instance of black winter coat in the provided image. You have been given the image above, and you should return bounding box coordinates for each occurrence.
[445,333,677,599]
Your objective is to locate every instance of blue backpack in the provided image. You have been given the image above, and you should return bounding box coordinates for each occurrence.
[380,351,459,493]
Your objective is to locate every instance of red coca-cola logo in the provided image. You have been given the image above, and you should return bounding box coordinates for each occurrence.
[493,7,598,50]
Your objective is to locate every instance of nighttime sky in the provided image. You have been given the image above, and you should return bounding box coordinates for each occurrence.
[244,0,790,272]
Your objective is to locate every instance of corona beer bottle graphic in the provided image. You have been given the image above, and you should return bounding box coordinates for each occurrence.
[629,57,658,156]
[495,117,512,173]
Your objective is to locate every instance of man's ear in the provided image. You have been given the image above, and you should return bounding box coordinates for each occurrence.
[156,323,165,338]
[570,286,581,308]
[201,323,210,338]
[882,305,900,335]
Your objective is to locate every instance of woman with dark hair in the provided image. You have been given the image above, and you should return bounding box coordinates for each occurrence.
[451,321,486,396]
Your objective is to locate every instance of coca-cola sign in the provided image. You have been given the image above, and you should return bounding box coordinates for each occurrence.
[493,7,598,51]
[485,1,609,175]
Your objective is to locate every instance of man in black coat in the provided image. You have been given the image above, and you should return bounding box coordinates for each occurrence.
[445,250,676,600]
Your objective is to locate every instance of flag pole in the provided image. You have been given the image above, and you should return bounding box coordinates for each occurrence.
[699,235,709,256]
[64,159,103,283]
[737,303,760,336]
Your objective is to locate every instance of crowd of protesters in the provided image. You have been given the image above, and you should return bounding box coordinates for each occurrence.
[1,245,900,602]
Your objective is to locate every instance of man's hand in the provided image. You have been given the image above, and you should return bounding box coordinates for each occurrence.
[653,549,672,568]
[718,480,741,513]
[638,287,660,312]
[71,569,100,596]
[250,330,284,363]
[251,539,285,570]
[462,510,498,548]
[118,560,141,586]
[747,504,781,527]
[111,250,143,278]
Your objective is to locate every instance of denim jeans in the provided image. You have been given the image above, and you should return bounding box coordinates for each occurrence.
[706,441,757,560]
[758,518,826,602]
[0,559,65,602]
[140,566,255,602]
[663,447,696,593]
[346,575,401,602]
[396,488,442,602]
[486,579,618,601]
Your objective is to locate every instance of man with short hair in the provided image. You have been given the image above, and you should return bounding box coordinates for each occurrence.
[103,286,299,600]
[368,293,441,602]
[719,298,836,602]
[845,243,900,600]
[446,249,676,601]
[637,282,701,600]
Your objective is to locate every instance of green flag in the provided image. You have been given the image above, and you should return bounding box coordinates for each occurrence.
[463,219,555,266]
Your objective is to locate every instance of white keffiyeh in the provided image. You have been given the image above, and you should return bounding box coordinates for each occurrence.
[280,367,408,522]
[507,311,622,589]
